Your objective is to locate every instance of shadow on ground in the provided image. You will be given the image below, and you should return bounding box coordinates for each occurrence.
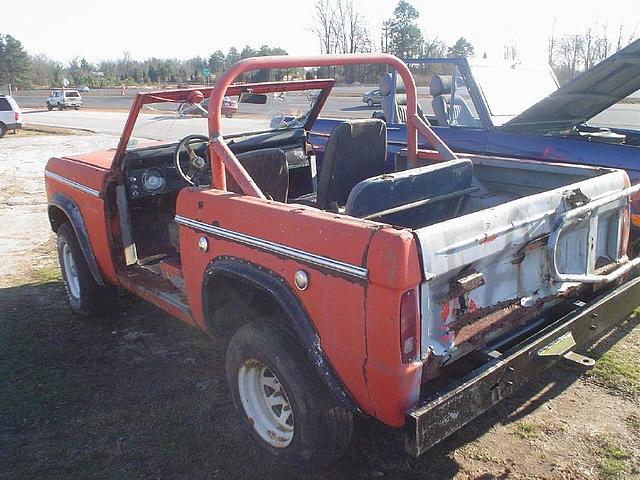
[1,277,636,480]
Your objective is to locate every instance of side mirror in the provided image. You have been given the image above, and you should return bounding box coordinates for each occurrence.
[239,93,268,104]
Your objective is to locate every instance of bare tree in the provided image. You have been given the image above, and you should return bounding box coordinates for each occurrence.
[559,35,584,80]
[548,18,557,67]
[313,0,337,54]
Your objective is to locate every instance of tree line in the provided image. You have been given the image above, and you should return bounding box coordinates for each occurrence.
[1,38,294,90]
[2,6,637,91]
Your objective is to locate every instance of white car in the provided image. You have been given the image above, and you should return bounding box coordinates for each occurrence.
[0,95,22,138]
[46,90,83,110]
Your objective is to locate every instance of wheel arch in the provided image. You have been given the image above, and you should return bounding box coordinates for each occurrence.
[202,256,357,411]
[48,192,105,286]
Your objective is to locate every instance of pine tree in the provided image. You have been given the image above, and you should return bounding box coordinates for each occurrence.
[0,34,32,88]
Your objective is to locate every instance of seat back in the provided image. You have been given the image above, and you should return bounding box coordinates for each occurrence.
[430,75,451,126]
[345,159,474,228]
[316,119,387,210]
[226,148,289,202]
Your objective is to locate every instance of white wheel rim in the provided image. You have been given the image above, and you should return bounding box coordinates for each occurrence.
[237,359,294,448]
[62,243,81,299]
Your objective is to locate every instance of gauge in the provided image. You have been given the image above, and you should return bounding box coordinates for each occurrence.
[141,168,166,192]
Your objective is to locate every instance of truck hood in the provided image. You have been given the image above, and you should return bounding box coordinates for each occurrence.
[500,38,640,134]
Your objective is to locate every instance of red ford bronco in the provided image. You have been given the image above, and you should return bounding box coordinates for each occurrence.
[45,54,640,465]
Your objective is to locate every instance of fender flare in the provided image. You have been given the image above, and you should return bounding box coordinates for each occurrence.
[48,192,105,286]
[203,256,357,411]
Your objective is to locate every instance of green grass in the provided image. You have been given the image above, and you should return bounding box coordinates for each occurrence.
[514,421,539,440]
[32,266,62,284]
[595,435,632,479]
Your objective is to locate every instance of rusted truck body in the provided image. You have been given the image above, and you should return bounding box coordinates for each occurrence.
[45,54,640,465]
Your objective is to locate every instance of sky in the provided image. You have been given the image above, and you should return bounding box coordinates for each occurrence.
[2,0,638,64]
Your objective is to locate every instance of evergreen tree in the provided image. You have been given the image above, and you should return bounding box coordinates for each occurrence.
[447,37,475,57]
[0,34,32,88]
[387,1,424,58]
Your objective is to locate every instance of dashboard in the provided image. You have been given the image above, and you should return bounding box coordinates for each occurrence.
[122,128,311,200]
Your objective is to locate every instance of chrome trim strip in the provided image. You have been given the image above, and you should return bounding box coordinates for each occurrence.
[45,171,101,198]
[174,215,368,279]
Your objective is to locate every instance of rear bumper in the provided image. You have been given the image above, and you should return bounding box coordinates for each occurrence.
[405,273,640,457]
[5,122,22,130]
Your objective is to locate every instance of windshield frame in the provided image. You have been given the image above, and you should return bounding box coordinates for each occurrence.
[113,78,335,166]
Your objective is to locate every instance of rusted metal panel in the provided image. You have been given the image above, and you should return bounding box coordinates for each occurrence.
[406,273,640,456]
[417,164,632,365]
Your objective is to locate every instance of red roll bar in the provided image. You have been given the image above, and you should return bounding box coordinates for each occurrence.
[207,54,427,197]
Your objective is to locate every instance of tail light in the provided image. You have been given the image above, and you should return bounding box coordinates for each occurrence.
[400,288,420,364]
[15,111,20,122]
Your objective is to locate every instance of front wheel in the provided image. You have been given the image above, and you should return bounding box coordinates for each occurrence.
[56,222,115,315]
[226,320,353,466]
[74,106,80,110]
[46,102,53,111]
[57,103,64,111]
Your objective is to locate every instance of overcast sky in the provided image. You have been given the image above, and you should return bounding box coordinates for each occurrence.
[2,0,638,64]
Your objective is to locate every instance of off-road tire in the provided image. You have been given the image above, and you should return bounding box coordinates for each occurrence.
[226,320,353,466]
[367,99,374,107]
[57,103,64,111]
[46,102,53,111]
[0,123,6,138]
[74,106,80,110]
[56,222,115,315]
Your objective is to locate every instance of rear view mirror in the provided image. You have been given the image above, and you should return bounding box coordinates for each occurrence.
[239,93,268,104]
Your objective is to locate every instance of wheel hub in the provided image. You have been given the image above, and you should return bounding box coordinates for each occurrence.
[237,359,294,448]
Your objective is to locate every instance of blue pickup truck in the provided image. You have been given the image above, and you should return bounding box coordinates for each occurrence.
[308,39,640,235]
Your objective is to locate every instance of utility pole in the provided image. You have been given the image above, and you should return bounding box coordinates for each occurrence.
[381,21,390,53]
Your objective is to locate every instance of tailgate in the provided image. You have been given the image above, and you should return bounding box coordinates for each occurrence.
[416,169,639,363]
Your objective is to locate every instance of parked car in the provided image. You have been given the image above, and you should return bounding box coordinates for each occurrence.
[311,39,640,239]
[0,95,22,138]
[45,53,640,466]
[46,89,83,110]
[362,88,382,107]
[76,85,90,92]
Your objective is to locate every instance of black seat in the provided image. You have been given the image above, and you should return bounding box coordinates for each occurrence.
[226,148,289,202]
[316,119,387,210]
[345,159,474,228]
[295,119,387,210]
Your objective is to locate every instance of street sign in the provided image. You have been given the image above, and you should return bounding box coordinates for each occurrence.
[202,68,211,77]
[62,78,69,87]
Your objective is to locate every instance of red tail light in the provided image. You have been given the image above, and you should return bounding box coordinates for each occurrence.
[400,288,420,364]
[15,111,21,122]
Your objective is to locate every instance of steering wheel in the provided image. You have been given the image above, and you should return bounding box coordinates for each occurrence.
[174,134,211,186]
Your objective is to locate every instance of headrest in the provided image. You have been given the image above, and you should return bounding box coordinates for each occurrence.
[430,75,451,97]
[378,73,406,97]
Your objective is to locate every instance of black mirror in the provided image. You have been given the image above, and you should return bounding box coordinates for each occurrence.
[239,93,268,104]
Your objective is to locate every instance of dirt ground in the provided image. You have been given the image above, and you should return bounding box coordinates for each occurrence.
[1,132,639,480]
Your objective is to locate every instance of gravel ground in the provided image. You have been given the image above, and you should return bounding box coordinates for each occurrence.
[0,132,117,276]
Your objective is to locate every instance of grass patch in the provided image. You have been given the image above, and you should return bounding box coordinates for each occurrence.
[514,421,539,440]
[33,266,62,284]
[589,349,640,395]
[595,435,632,479]
[588,316,640,395]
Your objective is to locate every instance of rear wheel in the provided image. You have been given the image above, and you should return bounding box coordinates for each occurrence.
[226,320,353,466]
[0,123,6,138]
[56,222,115,315]
[74,106,80,110]
[57,103,64,111]
[367,99,374,107]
